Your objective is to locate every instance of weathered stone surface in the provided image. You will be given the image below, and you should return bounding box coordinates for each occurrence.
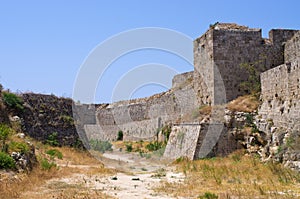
[257,31,300,170]
[20,94,83,147]
[164,124,201,160]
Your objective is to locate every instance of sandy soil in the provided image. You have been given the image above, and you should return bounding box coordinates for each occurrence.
[21,149,185,199]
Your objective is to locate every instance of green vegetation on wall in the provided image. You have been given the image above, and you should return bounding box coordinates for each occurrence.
[2,92,24,111]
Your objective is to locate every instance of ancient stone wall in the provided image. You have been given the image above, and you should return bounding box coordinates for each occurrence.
[285,31,300,64]
[85,72,198,141]
[259,62,300,130]
[164,124,201,160]
[194,23,298,104]
[172,71,193,89]
[164,120,243,160]
[194,29,214,105]
[259,31,300,129]
[20,94,83,147]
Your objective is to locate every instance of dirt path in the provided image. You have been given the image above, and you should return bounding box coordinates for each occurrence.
[96,151,185,198]
[21,150,185,199]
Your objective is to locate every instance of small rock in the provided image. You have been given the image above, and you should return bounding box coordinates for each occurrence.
[111,176,118,180]
[17,133,25,139]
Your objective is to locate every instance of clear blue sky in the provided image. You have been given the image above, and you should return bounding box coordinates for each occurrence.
[1,0,299,103]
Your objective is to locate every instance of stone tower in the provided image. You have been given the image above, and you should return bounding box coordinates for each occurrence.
[194,23,298,105]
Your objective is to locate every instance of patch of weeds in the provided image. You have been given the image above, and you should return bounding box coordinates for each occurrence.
[46,149,63,159]
[9,141,29,154]
[0,151,15,169]
[46,132,59,147]
[175,156,189,163]
[151,168,166,178]
[198,192,218,199]
[0,124,11,152]
[40,157,56,170]
[146,141,164,152]
[125,143,133,152]
[267,162,300,184]
[89,139,112,153]
[2,91,24,111]
[231,153,242,163]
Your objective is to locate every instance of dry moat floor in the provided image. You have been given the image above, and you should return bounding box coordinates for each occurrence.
[1,143,300,199]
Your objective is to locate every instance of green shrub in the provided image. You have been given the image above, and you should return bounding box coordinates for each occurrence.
[117,130,123,141]
[125,143,133,152]
[0,124,11,152]
[46,149,63,159]
[40,157,56,170]
[239,61,262,96]
[9,141,29,153]
[0,152,15,169]
[89,139,112,153]
[2,92,24,111]
[146,141,164,152]
[46,132,59,147]
[198,192,218,199]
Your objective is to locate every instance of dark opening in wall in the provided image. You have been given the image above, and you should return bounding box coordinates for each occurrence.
[275,93,278,98]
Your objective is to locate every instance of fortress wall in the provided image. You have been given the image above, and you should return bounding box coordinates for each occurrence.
[260,62,300,130]
[172,71,193,89]
[194,24,298,104]
[260,32,300,130]
[194,29,215,105]
[213,29,266,102]
[285,31,300,64]
[91,73,197,141]
[164,122,243,160]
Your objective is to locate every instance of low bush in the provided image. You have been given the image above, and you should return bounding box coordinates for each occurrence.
[146,141,164,152]
[40,157,56,170]
[125,143,133,152]
[0,124,11,152]
[46,149,63,159]
[2,92,24,111]
[0,152,15,169]
[9,141,29,154]
[198,192,218,199]
[46,132,59,147]
[89,139,112,153]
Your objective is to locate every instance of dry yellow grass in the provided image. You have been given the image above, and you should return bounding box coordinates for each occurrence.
[0,143,115,199]
[155,150,300,199]
[227,95,260,113]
